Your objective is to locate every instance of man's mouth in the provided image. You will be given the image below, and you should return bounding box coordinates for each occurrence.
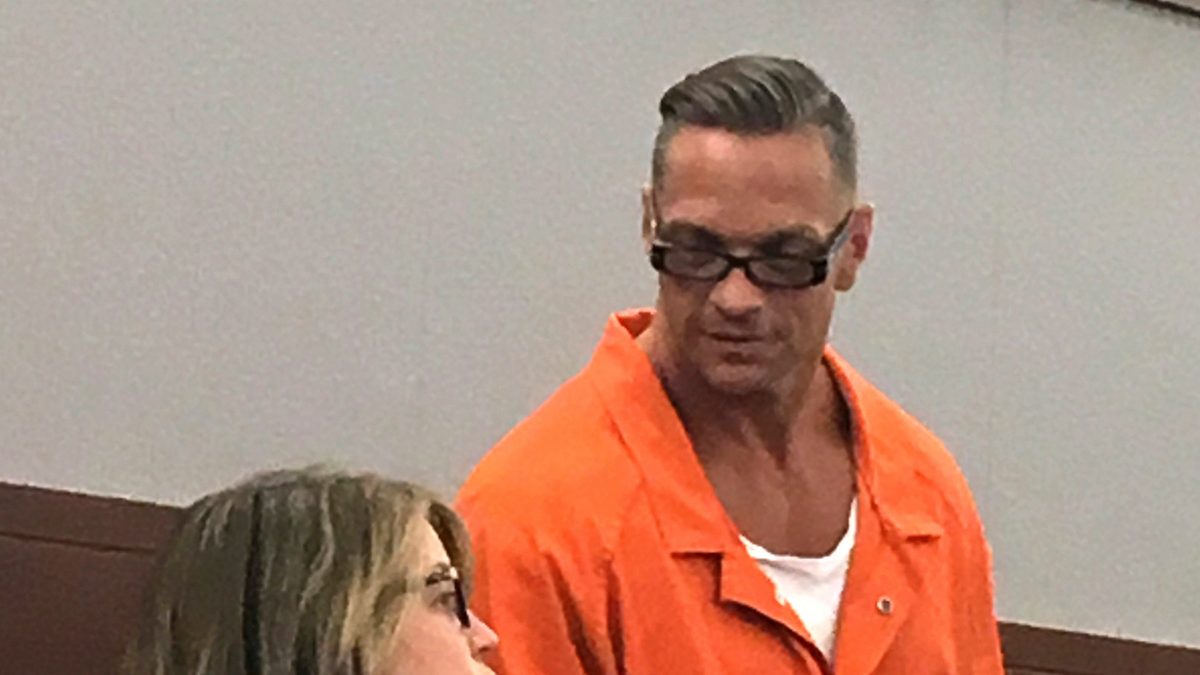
[706,332,763,342]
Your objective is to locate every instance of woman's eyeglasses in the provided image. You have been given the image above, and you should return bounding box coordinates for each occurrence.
[425,565,471,629]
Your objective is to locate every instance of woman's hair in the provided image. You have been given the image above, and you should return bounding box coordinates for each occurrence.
[123,467,472,675]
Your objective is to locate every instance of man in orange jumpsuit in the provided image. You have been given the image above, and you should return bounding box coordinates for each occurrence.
[457,54,1004,675]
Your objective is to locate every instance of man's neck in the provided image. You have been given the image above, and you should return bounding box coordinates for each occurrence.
[636,321,857,556]
[637,328,845,467]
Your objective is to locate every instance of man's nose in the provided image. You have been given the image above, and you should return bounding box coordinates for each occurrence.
[709,266,765,317]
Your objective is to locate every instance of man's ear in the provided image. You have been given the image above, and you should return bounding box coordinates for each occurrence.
[641,184,655,252]
[832,203,875,292]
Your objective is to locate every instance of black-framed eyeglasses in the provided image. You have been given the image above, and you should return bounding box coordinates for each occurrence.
[425,565,471,630]
[648,209,855,289]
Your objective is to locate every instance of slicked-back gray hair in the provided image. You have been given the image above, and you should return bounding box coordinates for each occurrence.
[652,54,858,197]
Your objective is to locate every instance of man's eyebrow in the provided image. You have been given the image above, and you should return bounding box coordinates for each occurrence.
[659,220,826,248]
[756,225,826,248]
[656,220,724,245]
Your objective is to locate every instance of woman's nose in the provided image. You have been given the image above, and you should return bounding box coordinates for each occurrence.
[467,611,499,659]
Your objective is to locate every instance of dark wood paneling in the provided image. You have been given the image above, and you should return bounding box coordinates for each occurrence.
[0,481,180,552]
[0,534,159,675]
[0,482,181,675]
[3,480,1200,675]
[1001,622,1200,675]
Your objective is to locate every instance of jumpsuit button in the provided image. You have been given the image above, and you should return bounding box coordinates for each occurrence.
[877,596,894,615]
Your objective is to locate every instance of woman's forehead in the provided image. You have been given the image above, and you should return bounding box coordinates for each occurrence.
[411,518,452,571]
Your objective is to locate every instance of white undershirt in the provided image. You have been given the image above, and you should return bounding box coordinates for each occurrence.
[741,498,857,663]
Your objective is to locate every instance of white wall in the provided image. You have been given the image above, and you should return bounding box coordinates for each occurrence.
[2,0,1198,647]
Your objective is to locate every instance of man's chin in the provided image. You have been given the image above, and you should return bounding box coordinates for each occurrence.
[698,362,777,397]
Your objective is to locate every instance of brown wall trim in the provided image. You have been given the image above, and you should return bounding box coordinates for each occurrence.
[1000,622,1200,675]
[0,481,180,553]
[2,481,1199,674]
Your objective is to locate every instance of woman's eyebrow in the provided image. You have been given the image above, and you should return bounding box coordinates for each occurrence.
[423,562,455,585]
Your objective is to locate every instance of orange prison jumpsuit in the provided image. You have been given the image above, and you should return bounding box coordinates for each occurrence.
[457,309,1004,675]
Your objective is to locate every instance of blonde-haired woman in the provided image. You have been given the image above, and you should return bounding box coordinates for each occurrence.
[124,468,497,675]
